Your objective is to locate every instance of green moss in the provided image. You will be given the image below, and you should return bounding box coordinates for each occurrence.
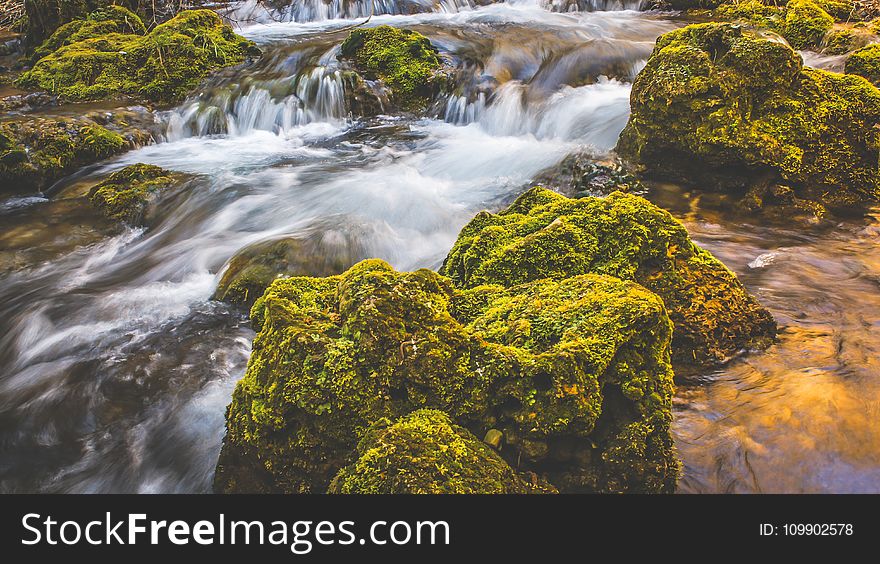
[713,0,835,49]
[846,43,880,84]
[441,187,776,367]
[215,259,679,494]
[214,237,358,310]
[18,9,257,104]
[822,28,859,54]
[617,23,880,213]
[715,0,784,30]
[339,25,443,111]
[328,409,551,494]
[814,0,854,20]
[784,0,835,49]
[87,163,178,224]
[0,117,126,193]
[31,5,145,62]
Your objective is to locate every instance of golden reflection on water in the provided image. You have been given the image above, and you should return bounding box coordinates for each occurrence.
[672,197,880,493]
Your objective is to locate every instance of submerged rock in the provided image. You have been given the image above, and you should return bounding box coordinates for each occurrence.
[846,43,880,84]
[87,163,180,225]
[441,187,776,367]
[328,409,553,494]
[0,116,126,194]
[215,259,679,494]
[18,9,257,104]
[617,23,880,214]
[339,25,446,112]
[213,235,362,310]
[534,153,646,198]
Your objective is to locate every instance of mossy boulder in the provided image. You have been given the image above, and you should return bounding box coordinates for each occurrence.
[617,23,880,213]
[215,259,679,494]
[846,43,880,84]
[713,0,835,50]
[821,28,872,55]
[18,9,257,104]
[0,116,125,193]
[30,5,145,62]
[87,163,179,224]
[814,0,854,20]
[784,0,835,49]
[328,409,553,494]
[214,236,361,310]
[441,187,776,367]
[339,25,444,112]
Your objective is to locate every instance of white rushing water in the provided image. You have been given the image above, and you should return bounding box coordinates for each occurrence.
[0,3,679,492]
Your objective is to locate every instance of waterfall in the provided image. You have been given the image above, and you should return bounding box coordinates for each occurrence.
[165,66,348,140]
[224,0,477,24]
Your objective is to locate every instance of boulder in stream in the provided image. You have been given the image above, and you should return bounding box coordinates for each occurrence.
[339,25,447,112]
[0,115,126,194]
[87,163,180,225]
[215,259,679,494]
[213,234,361,311]
[441,187,777,368]
[846,43,880,85]
[617,23,880,215]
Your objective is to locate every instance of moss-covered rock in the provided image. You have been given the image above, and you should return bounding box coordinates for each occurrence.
[617,23,880,213]
[784,0,835,49]
[87,163,178,224]
[821,27,872,55]
[214,236,360,310]
[712,0,835,50]
[18,9,256,104]
[814,0,855,20]
[846,43,880,84]
[441,187,776,367]
[339,25,444,112]
[30,4,144,62]
[0,116,126,193]
[215,259,679,494]
[328,409,552,494]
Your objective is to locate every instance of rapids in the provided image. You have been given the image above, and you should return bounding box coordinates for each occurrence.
[0,0,878,493]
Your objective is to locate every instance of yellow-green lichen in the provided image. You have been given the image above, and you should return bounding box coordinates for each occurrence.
[440,187,777,367]
[214,259,679,494]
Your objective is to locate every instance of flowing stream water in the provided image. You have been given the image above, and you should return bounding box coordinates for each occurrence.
[0,0,878,493]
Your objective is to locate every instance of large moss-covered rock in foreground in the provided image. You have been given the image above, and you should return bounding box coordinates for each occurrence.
[0,116,126,193]
[87,163,180,224]
[215,259,678,494]
[617,23,880,213]
[339,25,444,111]
[846,43,880,85]
[214,235,361,310]
[441,187,776,367]
[18,9,256,104]
[328,409,551,494]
